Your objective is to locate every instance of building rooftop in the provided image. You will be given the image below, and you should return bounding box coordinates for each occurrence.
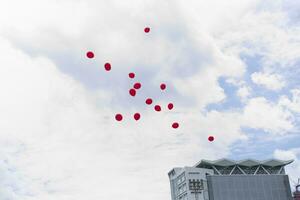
[194,158,293,168]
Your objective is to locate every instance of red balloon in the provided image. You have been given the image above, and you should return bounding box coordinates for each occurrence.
[160,83,166,90]
[129,88,136,96]
[129,72,135,79]
[134,113,141,121]
[208,136,214,142]
[154,105,161,112]
[134,82,141,89]
[86,51,94,58]
[144,27,150,33]
[115,114,123,121]
[104,63,111,71]
[145,98,153,105]
[172,122,179,129]
[168,103,174,110]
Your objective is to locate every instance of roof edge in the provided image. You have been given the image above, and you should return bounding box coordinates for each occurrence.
[194,158,294,168]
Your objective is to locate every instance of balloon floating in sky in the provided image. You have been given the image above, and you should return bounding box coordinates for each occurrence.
[134,113,141,121]
[160,83,166,90]
[129,88,136,97]
[144,27,150,33]
[133,82,141,90]
[172,122,179,129]
[168,103,174,110]
[104,63,111,71]
[145,98,153,105]
[129,72,135,79]
[154,105,161,112]
[115,114,123,121]
[208,136,215,142]
[86,51,94,59]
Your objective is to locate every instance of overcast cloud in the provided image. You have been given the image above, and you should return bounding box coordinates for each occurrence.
[0,0,300,199]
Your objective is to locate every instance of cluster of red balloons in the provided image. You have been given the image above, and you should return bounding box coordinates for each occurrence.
[119,71,178,129]
[85,27,215,141]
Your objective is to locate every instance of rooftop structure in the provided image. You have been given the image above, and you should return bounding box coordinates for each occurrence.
[194,158,293,175]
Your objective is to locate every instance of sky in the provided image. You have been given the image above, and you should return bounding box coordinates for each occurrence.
[0,0,299,199]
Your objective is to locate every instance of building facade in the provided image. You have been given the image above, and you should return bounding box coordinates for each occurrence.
[294,181,300,200]
[168,159,294,200]
[168,167,214,200]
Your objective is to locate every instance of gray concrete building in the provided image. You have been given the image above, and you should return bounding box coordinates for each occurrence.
[168,159,294,200]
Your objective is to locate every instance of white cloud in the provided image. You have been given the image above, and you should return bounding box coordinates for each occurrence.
[172,39,246,109]
[279,89,300,113]
[237,85,251,100]
[173,67,226,109]
[242,97,294,134]
[225,78,252,101]
[251,72,286,91]
[215,7,300,70]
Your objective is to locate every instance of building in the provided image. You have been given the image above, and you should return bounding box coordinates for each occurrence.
[168,159,294,200]
[294,179,300,200]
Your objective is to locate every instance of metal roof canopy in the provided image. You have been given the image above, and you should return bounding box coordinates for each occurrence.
[194,158,293,168]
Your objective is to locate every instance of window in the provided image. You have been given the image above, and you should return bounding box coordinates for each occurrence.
[189,172,200,174]
[178,184,187,195]
[177,174,186,186]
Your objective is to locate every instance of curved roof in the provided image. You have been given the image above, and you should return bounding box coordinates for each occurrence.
[194,158,293,168]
